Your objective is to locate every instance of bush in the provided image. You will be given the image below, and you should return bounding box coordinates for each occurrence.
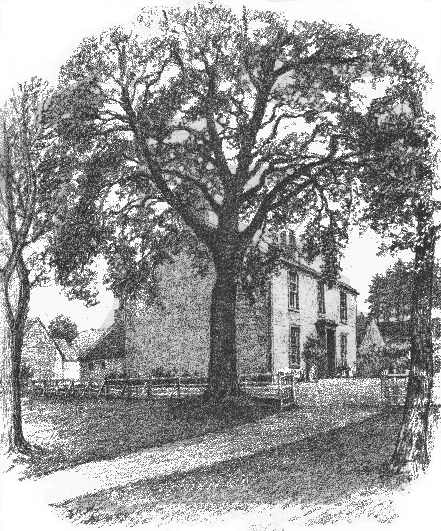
[357,346,409,377]
[302,334,321,381]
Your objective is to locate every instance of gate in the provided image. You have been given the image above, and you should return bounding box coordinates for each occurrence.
[277,373,296,409]
[380,373,408,406]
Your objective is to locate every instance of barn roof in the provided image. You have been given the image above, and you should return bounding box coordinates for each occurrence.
[54,339,80,362]
[78,322,125,361]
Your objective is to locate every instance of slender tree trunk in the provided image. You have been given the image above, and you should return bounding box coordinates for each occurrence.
[204,247,243,402]
[389,220,437,476]
[0,267,31,456]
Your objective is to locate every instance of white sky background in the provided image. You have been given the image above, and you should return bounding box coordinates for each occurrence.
[0,0,440,330]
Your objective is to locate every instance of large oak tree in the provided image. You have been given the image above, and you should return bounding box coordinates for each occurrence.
[50,3,430,401]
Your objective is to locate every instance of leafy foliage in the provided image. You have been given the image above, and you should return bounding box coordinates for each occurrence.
[44,3,431,304]
[301,334,321,381]
[48,314,79,343]
[367,259,441,323]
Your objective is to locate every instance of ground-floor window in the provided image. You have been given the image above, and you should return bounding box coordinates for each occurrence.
[88,362,94,370]
[340,333,348,365]
[289,325,301,367]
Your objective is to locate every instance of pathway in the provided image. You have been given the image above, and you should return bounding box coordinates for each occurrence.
[24,404,379,506]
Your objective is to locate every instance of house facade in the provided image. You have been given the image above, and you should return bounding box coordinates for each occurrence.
[124,233,358,378]
[22,318,81,380]
[22,318,64,380]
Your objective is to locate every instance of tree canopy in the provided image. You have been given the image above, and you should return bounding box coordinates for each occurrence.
[47,3,431,301]
[48,314,79,343]
[43,2,440,401]
[367,259,441,324]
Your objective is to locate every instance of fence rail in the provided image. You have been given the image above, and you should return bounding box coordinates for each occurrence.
[28,374,298,409]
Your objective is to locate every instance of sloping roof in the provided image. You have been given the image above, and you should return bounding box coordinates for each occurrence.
[74,329,106,352]
[25,318,66,360]
[78,322,125,361]
[54,339,80,362]
[359,318,386,354]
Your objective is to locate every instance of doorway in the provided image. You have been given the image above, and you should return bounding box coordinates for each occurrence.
[326,329,336,377]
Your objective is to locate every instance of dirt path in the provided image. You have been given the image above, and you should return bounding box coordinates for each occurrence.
[24,405,378,506]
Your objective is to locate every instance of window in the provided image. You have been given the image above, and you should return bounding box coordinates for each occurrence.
[318,281,325,315]
[340,290,348,323]
[289,326,301,367]
[88,362,94,371]
[340,333,348,365]
[280,231,288,246]
[101,361,106,369]
[288,271,299,310]
[288,230,296,250]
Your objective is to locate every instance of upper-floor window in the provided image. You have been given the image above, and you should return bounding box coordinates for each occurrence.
[318,281,325,315]
[289,325,301,367]
[288,271,299,310]
[340,333,348,365]
[340,290,348,323]
[278,230,288,246]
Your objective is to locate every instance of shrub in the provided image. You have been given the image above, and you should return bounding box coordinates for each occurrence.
[302,334,321,381]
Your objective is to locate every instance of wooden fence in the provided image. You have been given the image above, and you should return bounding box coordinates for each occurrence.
[29,373,298,409]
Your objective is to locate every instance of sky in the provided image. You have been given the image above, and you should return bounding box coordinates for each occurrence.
[0,0,440,329]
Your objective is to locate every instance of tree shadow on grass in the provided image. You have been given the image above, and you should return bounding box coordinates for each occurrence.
[22,395,277,478]
[54,410,409,526]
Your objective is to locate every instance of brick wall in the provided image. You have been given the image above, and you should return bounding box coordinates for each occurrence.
[125,253,270,377]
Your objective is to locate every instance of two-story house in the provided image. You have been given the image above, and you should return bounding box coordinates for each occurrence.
[123,230,358,379]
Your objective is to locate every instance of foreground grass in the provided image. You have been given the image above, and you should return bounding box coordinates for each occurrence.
[53,410,407,527]
[22,395,274,478]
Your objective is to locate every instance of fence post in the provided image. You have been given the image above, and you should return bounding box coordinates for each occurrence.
[277,374,282,408]
[126,379,132,401]
[148,375,153,400]
[177,377,181,399]
[291,374,296,405]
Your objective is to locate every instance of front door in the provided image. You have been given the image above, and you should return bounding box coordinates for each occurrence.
[326,329,336,378]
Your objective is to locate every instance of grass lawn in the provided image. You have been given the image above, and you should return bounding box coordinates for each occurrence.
[20,388,439,528]
[22,395,275,478]
[53,410,408,527]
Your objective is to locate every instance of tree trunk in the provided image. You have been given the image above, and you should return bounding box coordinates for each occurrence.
[204,253,243,402]
[0,271,31,456]
[389,220,437,477]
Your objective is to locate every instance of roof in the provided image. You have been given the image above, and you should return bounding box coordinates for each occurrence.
[359,319,386,352]
[280,256,359,296]
[25,318,66,360]
[74,329,107,353]
[54,339,80,362]
[78,322,125,361]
